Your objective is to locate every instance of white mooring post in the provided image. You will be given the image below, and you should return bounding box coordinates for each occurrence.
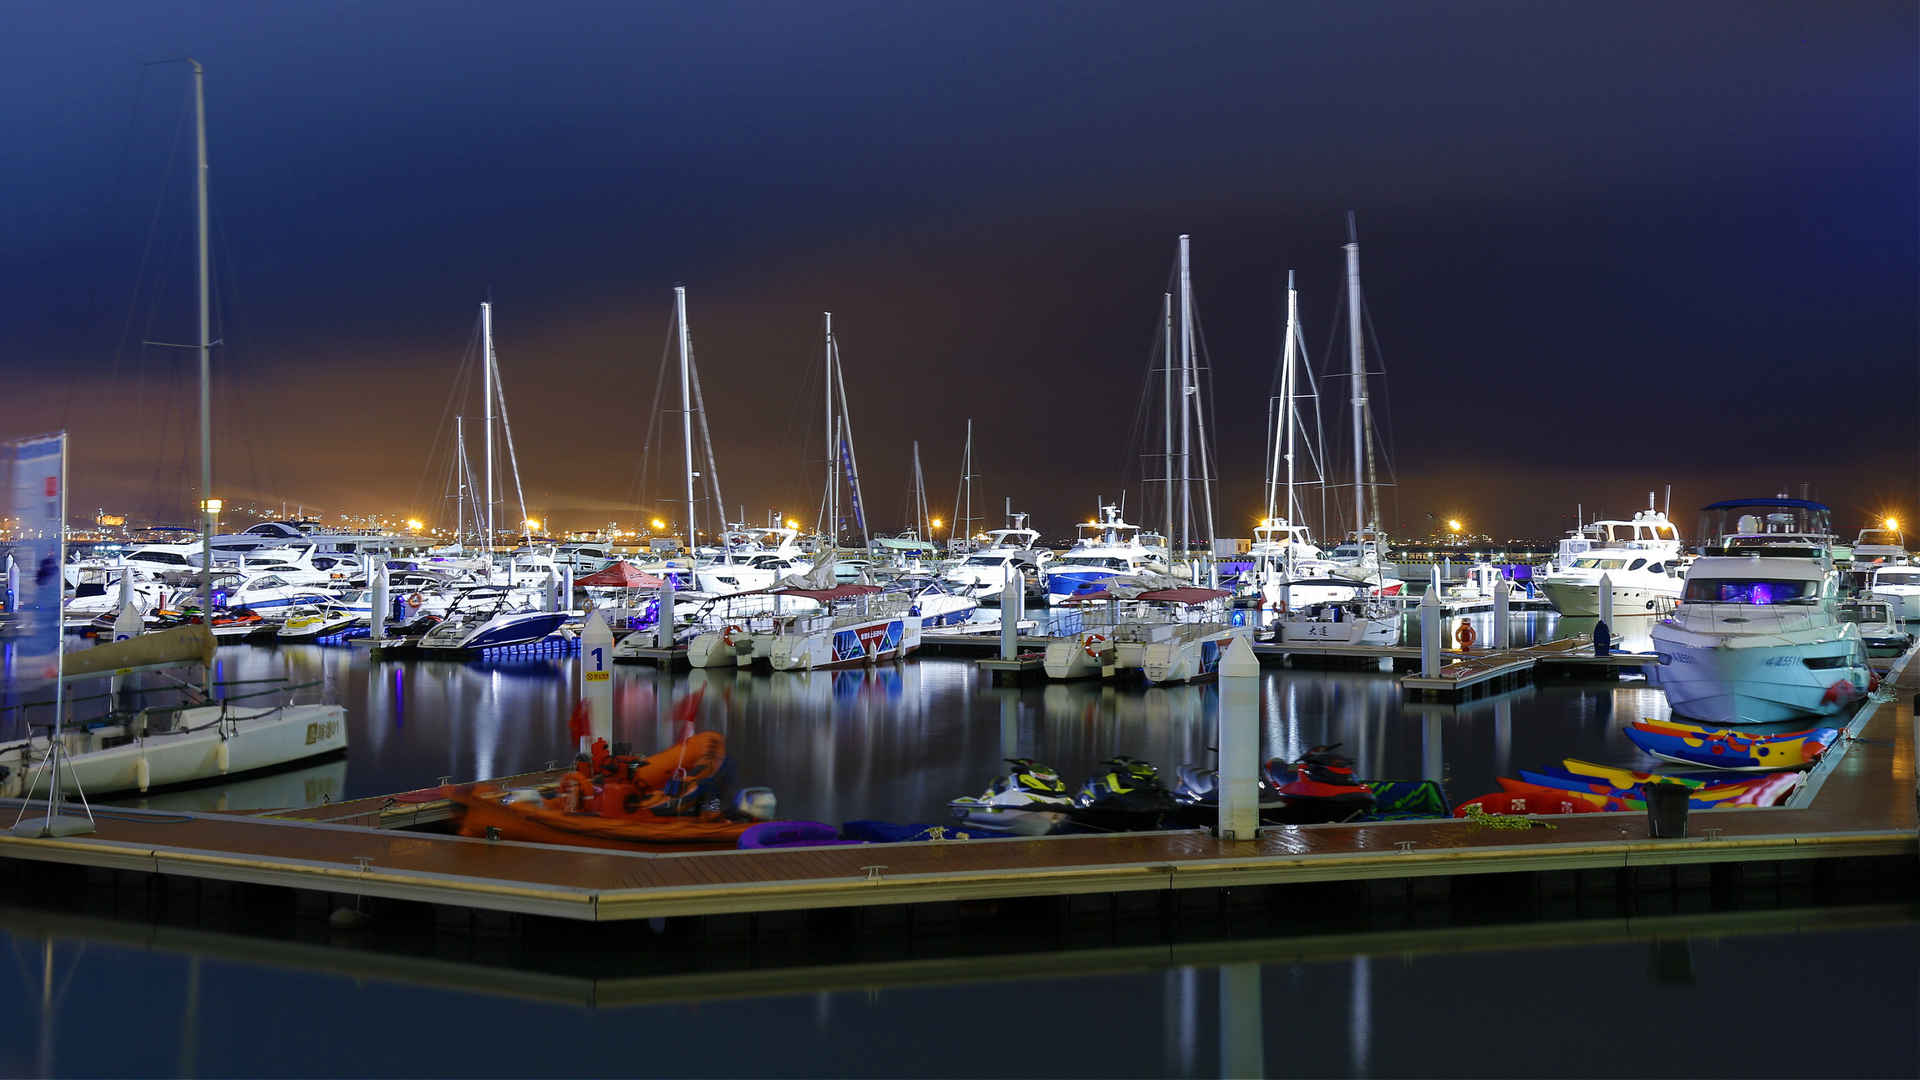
[562,562,575,612]
[1217,635,1260,841]
[655,575,676,650]
[370,563,389,642]
[580,612,613,753]
[1429,562,1442,596]
[109,595,143,698]
[1000,570,1022,661]
[1596,572,1614,628]
[1492,576,1512,650]
[1419,586,1442,676]
[4,554,16,614]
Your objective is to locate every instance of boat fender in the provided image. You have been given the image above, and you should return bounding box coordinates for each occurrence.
[215,740,230,774]
[1083,633,1110,660]
[136,755,150,793]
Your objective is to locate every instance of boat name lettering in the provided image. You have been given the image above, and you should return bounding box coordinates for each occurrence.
[304,719,341,745]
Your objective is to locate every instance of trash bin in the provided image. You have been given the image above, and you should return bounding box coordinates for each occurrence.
[1644,780,1689,838]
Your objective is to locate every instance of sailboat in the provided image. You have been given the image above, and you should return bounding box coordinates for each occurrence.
[1323,214,1405,598]
[4,61,347,806]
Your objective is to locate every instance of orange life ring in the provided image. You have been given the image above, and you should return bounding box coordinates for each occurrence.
[1454,619,1476,650]
[407,592,425,609]
[720,624,745,648]
[1083,633,1110,660]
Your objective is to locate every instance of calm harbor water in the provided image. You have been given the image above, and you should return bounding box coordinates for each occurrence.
[2,906,1913,1077]
[106,611,1676,822]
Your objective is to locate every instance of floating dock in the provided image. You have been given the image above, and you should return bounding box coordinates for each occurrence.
[2,652,1912,925]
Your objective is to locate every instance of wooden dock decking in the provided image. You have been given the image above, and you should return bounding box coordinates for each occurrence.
[3,654,1912,923]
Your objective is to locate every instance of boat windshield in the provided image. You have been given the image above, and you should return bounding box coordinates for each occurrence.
[1572,557,1629,570]
[1839,603,1892,625]
[1875,571,1920,587]
[1682,578,1819,605]
[965,556,1006,567]
[1857,530,1901,547]
[1061,557,1128,570]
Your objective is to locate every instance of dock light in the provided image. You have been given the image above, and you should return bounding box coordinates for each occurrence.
[1885,517,1899,532]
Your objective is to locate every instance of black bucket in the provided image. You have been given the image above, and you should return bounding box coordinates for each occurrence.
[1644,781,1690,838]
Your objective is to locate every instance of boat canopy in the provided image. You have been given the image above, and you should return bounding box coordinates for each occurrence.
[1136,587,1232,605]
[1700,497,1831,512]
[63,624,215,680]
[775,584,883,602]
[576,561,665,588]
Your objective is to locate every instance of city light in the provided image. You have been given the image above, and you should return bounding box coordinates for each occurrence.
[651,518,666,530]
[785,518,799,529]
[406,518,423,532]
[1447,518,1462,533]
[201,498,223,513]
[1885,516,1899,532]
[930,517,943,531]
[523,518,541,532]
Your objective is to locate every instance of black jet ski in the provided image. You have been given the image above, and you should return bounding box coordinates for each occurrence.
[1069,755,1179,832]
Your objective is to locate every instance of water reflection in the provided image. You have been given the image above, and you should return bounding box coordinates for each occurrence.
[90,629,1678,820]
[2,905,1913,1078]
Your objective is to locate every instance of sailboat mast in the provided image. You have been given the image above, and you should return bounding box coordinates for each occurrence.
[963,418,973,542]
[1177,235,1194,560]
[1161,292,1174,553]
[675,286,696,547]
[191,60,213,640]
[1344,212,1366,538]
[481,301,497,551]
[824,312,836,548]
[455,415,466,547]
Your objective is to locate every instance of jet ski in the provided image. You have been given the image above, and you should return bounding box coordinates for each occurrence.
[1261,744,1376,823]
[1069,755,1179,832]
[949,758,1073,836]
[1169,757,1285,828]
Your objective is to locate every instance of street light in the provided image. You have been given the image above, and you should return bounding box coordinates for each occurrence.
[651,518,666,531]
[1447,518,1462,534]
[523,518,541,533]
[930,517,943,532]
[406,518,423,532]
[1885,516,1900,532]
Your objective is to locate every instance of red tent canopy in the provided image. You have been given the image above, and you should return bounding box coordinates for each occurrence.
[575,561,665,588]
[1136,587,1232,605]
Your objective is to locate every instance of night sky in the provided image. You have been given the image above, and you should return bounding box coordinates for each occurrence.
[8,1,1916,541]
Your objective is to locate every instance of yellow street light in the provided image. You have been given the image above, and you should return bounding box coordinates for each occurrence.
[523,518,541,532]
[786,518,799,529]
[1447,518,1463,533]
[200,498,223,514]
[1884,516,1900,532]
[406,518,423,532]
[651,518,666,530]
[930,517,943,531]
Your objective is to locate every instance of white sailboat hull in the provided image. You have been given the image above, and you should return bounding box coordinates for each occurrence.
[2,703,348,799]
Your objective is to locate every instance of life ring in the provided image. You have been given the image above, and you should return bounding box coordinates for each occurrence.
[720,624,745,648]
[1083,633,1110,660]
[1454,619,1477,651]
[406,592,425,609]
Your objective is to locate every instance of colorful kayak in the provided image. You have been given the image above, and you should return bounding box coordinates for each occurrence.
[738,821,859,849]
[448,783,764,850]
[1625,721,1839,771]
[1518,768,1792,808]
[1454,791,1603,817]
[1559,758,1733,790]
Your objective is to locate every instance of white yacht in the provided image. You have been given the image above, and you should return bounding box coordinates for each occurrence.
[1042,505,1168,602]
[1649,498,1868,725]
[1044,586,1246,684]
[1837,598,1913,657]
[1272,597,1399,646]
[694,527,810,594]
[1538,508,1685,617]
[209,519,404,558]
[1325,526,1406,596]
[1851,524,1907,567]
[1868,564,1920,622]
[940,513,1051,599]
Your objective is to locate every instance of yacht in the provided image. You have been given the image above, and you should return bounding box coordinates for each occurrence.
[416,586,569,652]
[940,513,1052,599]
[1042,505,1169,602]
[1836,598,1913,657]
[209,519,404,557]
[767,587,923,671]
[1867,564,1920,622]
[1325,527,1406,596]
[1271,597,1398,646]
[694,527,810,594]
[1538,508,1684,617]
[1851,525,1907,568]
[884,574,980,628]
[1044,586,1246,684]
[1648,498,1868,725]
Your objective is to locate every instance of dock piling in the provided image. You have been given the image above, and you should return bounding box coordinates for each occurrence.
[1492,576,1511,650]
[1418,587,1441,676]
[371,564,388,642]
[1217,636,1260,840]
[581,612,613,752]
[656,575,676,649]
[1597,572,1614,627]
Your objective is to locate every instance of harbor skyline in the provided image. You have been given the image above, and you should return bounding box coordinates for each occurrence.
[7,1,1915,538]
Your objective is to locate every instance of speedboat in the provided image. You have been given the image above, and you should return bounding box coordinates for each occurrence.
[1648,498,1868,725]
[766,586,923,671]
[63,567,168,630]
[1042,504,1169,602]
[1324,526,1406,597]
[416,588,569,652]
[276,605,359,641]
[1271,597,1398,646]
[694,527,811,594]
[884,574,979,628]
[939,513,1052,600]
[1837,597,1913,656]
[948,758,1073,835]
[188,572,336,616]
[1044,585,1245,684]
[1868,564,1920,622]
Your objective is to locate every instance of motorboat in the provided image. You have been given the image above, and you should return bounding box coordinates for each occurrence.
[208,518,403,558]
[948,758,1073,835]
[63,567,168,630]
[884,574,979,628]
[1324,527,1406,596]
[1648,498,1868,725]
[276,605,359,641]
[0,626,348,800]
[182,572,336,616]
[766,586,923,671]
[1271,597,1398,646]
[1850,524,1907,568]
[1045,585,1246,684]
[694,527,811,594]
[1867,564,1920,622]
[1539,507,1685,616]
[1042,504,1169,601]
[1837,597,1913,656]
[415,586,569,652]
[939,513,1052,600]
